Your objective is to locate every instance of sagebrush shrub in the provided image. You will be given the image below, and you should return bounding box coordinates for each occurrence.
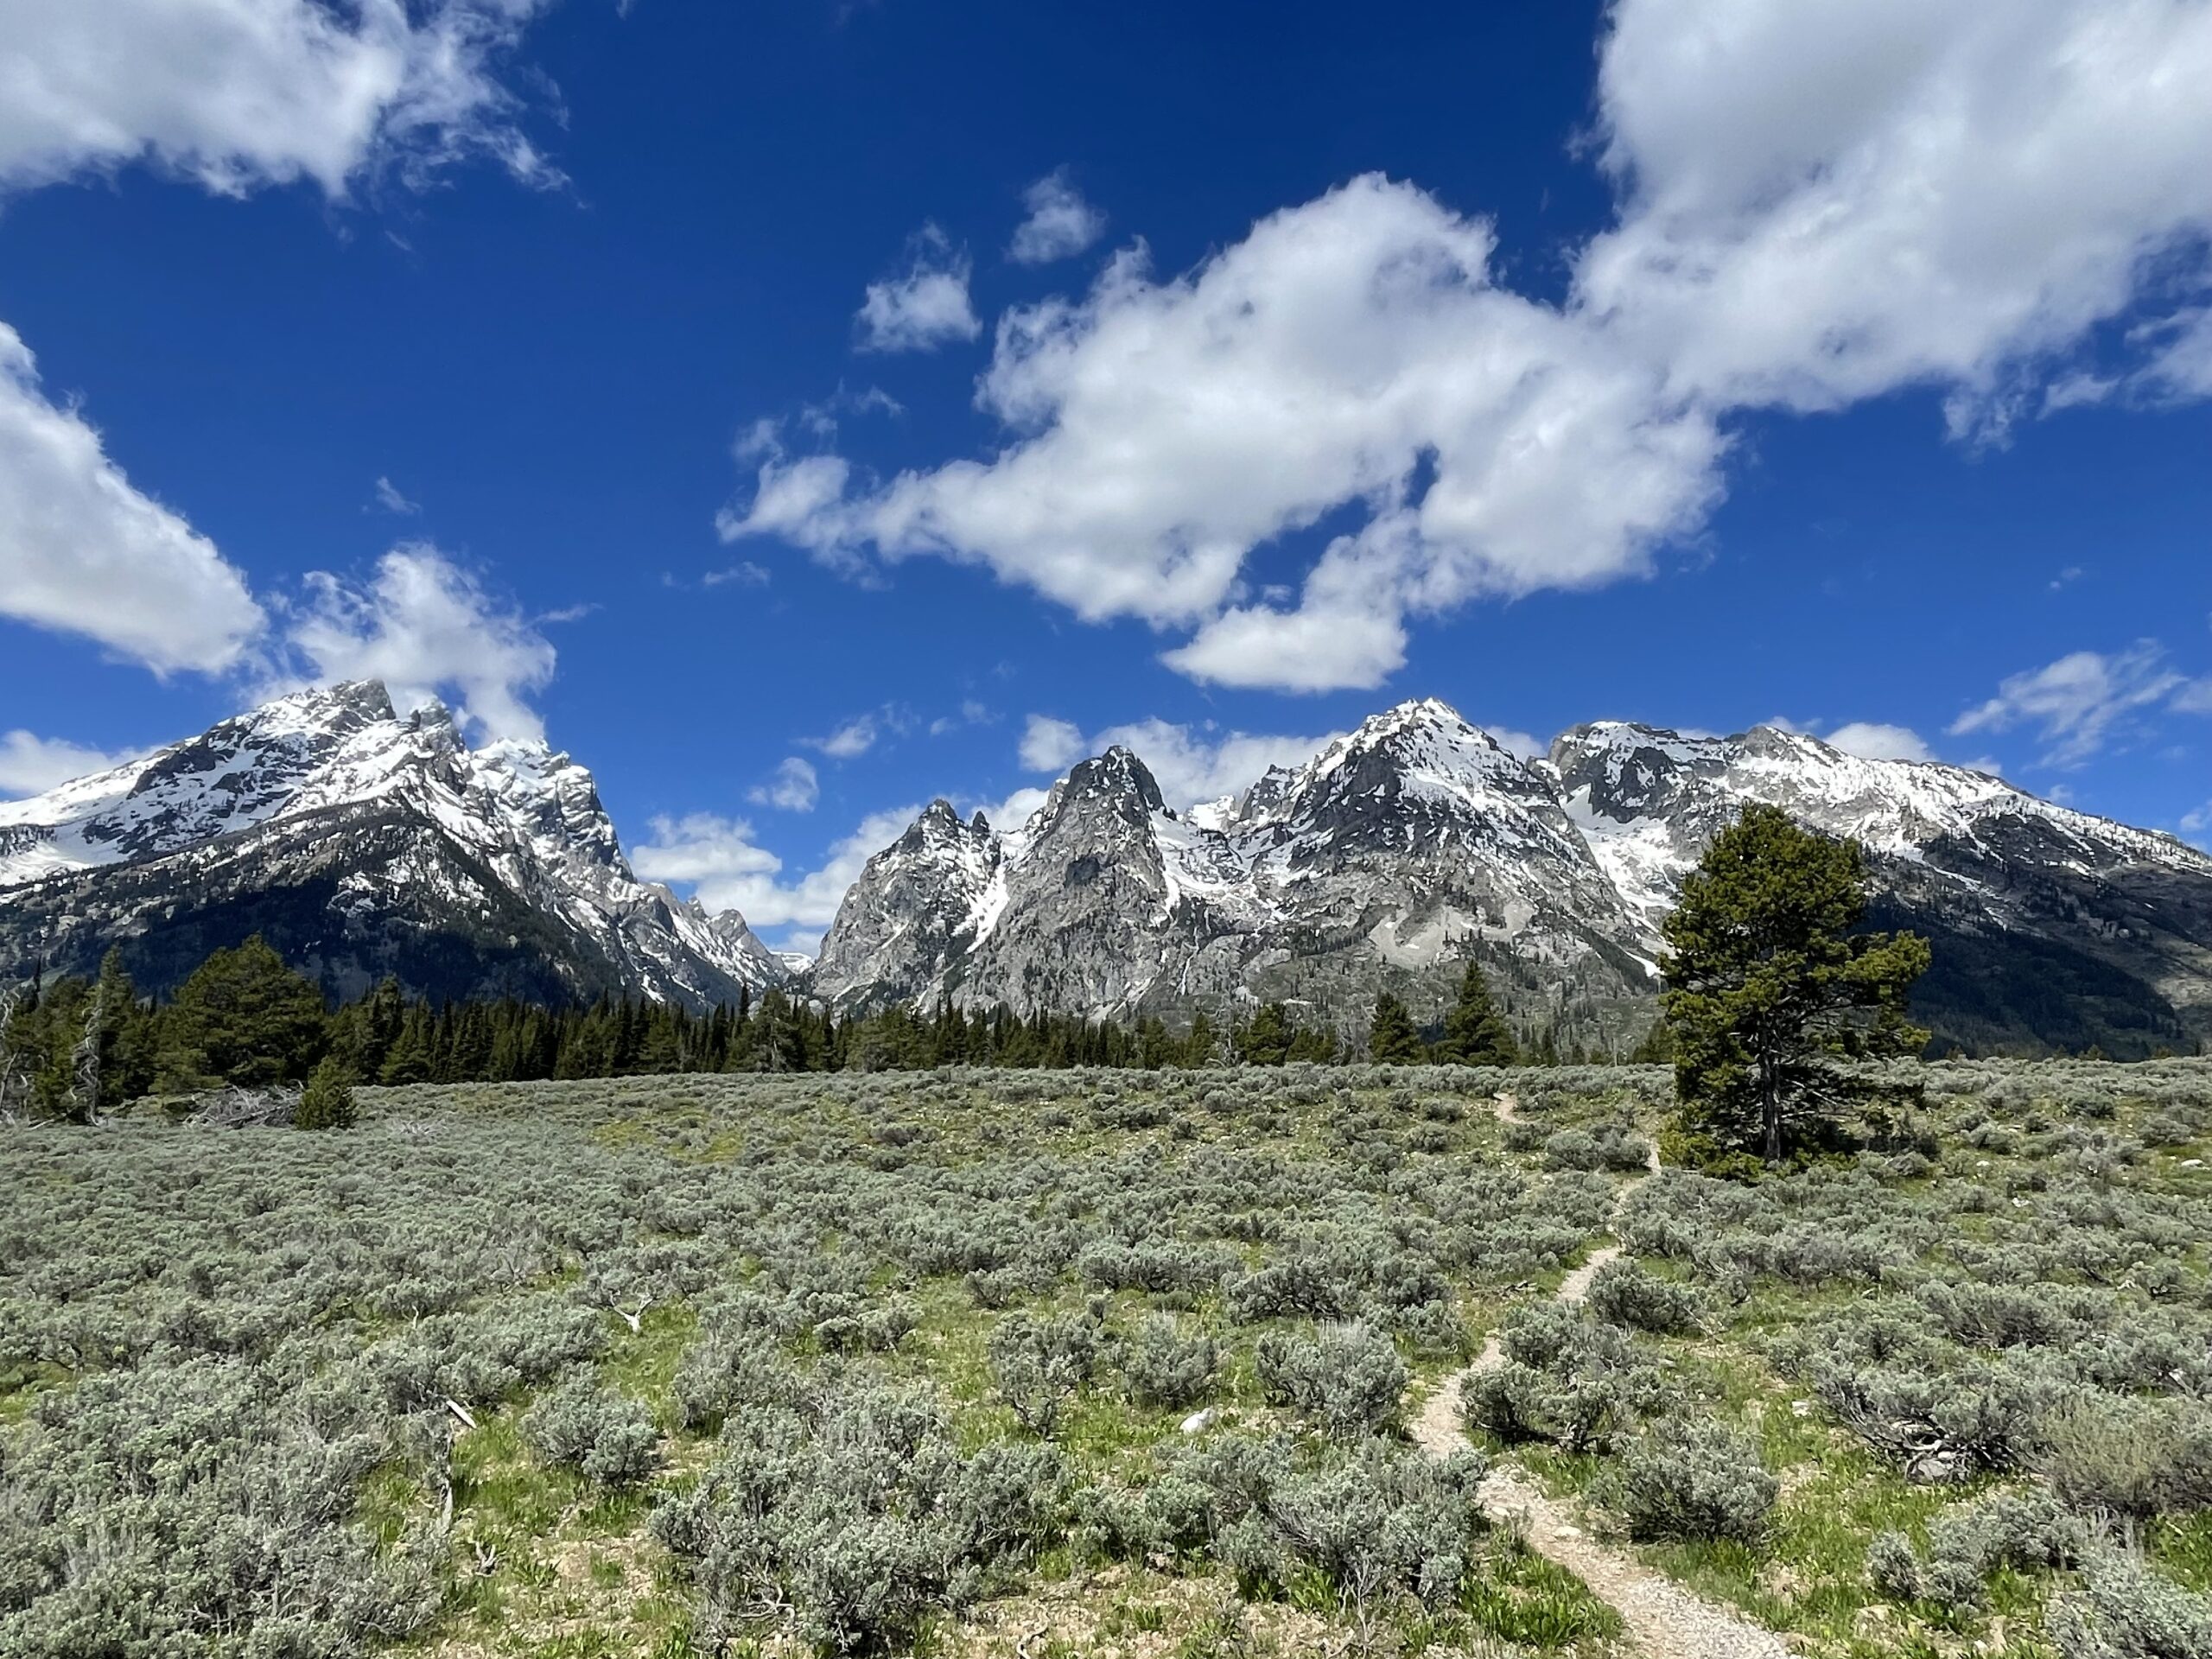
[1586,1258,1703,1334]
[524,1373,661,1485]
[1118,1315,1220,1409]
[1869,1486,2088,1609]
[1541,1122,1652,1173]
[672,1325,800,1432]
[1254,1323,1408,1439]
[2048,1555,2212,1659]
[652,1371,1069,1654]
[1602,1420,1777,1542]
[1077,1429,1486,1616]
[988,1312,1103,1437]
[1461,1303,1669,1452]
[2035,1393,2212,1541]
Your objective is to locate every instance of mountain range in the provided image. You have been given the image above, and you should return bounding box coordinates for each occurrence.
[813,699,2212,1057]
[3,684,2207,1056]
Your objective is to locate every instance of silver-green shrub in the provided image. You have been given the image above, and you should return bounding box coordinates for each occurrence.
[1254,1322,1409,1439]
[1601,1419,1777,1542]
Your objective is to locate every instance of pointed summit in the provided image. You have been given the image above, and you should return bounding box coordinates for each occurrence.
[1055,745,1168,822]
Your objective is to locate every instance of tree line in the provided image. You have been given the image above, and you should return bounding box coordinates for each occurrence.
[0,932,1582,1125]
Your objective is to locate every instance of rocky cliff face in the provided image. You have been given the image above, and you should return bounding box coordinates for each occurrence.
[0,683,788,1007]
[813,700,2212,1056]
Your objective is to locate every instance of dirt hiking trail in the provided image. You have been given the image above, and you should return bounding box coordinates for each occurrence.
[1409,1094,1788,1659]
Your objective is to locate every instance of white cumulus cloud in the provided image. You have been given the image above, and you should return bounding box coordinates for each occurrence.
[0,322,266,674]
[0,0,562,691]
[284,544,556,742]
[1580,0,2212,434]
[1824,721,1936,763]
[0,0,557,200]
[855,225,981,354]
[727,0,2212,694]
[1017,715,1084,773]
[632,805,921,950]
[1008,169,1106,264]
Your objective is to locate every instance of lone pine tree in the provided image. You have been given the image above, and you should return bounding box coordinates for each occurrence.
[1662,804,1930,1163]
[294,1053,357,1129]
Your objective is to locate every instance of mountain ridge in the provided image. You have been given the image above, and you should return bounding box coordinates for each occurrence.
[812,699,2212,1057]
[4,685,2207,1055]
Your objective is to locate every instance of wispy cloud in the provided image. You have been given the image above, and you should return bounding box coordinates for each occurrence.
[702,561,771,588]
[1951,641,2211,766]
[747,756,819,813]
[372,476,421,515]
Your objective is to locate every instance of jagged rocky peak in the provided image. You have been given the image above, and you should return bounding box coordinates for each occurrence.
[1549,721,1714,822]
[469,737,624,871]
[0,678,422,887]
[1249,698,1586,875]
[1048,745,1170,825]
[810,797,1006,1008]
[874,798,1002,892]
[904,797,995,849]
[1266,699,1542,820]
[1551,719,2028,855]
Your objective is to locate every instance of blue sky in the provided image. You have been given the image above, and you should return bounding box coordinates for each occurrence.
[2,0,2209,950]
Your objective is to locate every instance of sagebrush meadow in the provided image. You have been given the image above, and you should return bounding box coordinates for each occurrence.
[8,1057,2212,1657]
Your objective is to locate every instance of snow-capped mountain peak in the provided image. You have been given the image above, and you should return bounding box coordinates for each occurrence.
[0,681,786,1007]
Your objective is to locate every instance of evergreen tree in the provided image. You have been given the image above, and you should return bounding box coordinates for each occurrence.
[1183,1009,1219,1068]
[1239,1002,1294,1065]
[1433,960,1518,1065]
[350,976,406,1077]
[1662,804,1931,1163]
[295,1053,357,1129]
[0,976,33,1117]
[378,1003,438,1085]
[1367,990,1425,1063]
[157,936,327,1090]
[85,950,155,1112]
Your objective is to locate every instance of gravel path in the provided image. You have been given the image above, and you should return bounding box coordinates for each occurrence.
[1411,1096,1789,1659]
